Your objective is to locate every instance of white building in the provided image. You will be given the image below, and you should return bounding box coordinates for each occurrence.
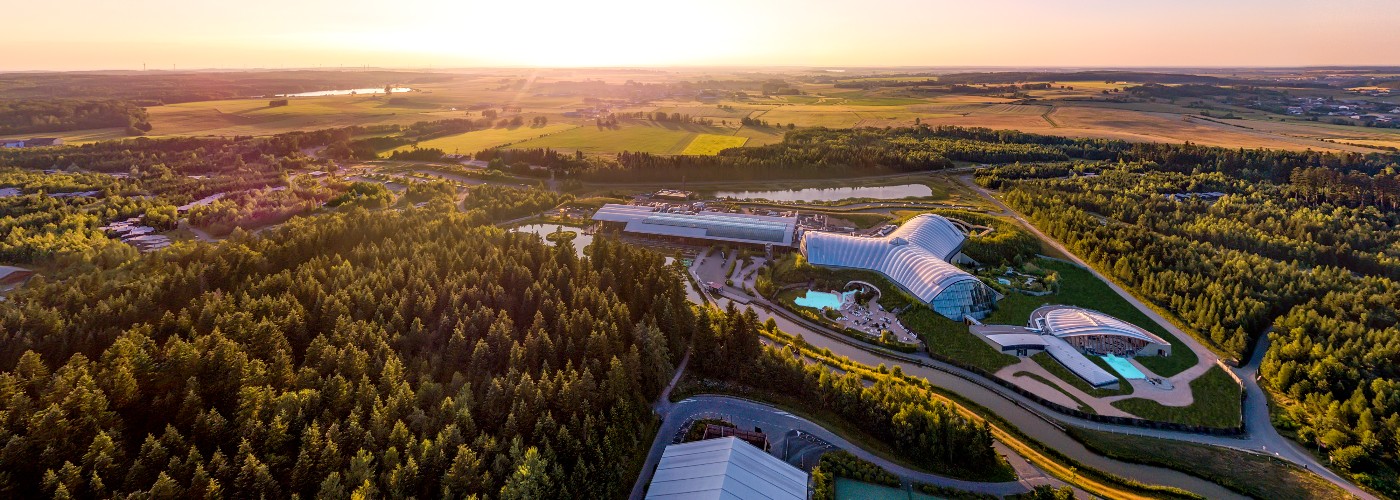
[800,214,996,320]
[645,437,808,500]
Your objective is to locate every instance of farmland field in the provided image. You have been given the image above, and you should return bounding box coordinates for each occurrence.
[6,75,1393,155]
[392,123,578,154]
[680,134,748,155]
[512,120,731,154]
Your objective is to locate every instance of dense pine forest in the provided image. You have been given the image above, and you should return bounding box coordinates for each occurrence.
[979,160,1400,494]
[0,99,151,135]
[0,208,697,498]
[686,304,1008,480]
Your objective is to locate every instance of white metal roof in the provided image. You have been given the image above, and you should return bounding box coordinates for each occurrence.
[1043,336,1118,387]
[646,437,808,500]
[1032,305,1168,346]
[594,204,797,246]
[800,214,978,305]
[984,333,1050,350]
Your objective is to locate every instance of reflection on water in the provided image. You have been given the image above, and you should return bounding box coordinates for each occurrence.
[715,184,931,202]
[275,87,412,97]
[510,224,591,257]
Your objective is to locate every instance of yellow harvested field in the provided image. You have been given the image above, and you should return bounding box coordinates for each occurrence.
[757,108,863,127]
[680,134,748,155]
[139,94,464,137]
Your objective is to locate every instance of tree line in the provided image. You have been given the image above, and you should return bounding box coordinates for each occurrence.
[0,208,697,499]
[689,302,1007,480]
[980,163,1400,495]
[0,99,152,135]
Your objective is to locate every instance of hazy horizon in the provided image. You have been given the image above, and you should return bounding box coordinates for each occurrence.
[7,0,1400,72]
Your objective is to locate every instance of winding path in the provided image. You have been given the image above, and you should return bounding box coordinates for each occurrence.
[674,177,1373,498]
[638,396,1059,497]
[934,175,1370,498]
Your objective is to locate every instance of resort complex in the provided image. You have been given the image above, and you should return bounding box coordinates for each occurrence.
[973,306,1171,387]
[800,214,998,321]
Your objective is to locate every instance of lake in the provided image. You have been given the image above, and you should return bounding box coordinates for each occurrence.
[276,87,413,97]
[715,184,932,202]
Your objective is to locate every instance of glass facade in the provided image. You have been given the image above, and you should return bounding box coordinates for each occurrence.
[930,278,997,320]
[801,214,997,321]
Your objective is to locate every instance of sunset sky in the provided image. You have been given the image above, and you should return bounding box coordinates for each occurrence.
[6,0,1399,70]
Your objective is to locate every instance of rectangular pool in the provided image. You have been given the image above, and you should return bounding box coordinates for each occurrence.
[1102,354,1146,380]
[794,290,843,310]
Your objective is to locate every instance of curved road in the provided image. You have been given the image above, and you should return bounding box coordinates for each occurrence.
[724,296,1245,499]
[957,175,1370,498]
[631,395,1053,499]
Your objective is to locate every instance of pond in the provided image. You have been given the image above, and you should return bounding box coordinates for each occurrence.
[511,224,592,257]
[714,184,932,202]
[275,87,412,97]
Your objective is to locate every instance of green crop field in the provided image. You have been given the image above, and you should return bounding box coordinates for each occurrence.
[393,124,578,155]
[512,121,730,154]
[680,134,748,155]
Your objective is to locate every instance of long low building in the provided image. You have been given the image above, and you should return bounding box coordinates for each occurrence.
[1030,305,1171,357]
[972,305,1169,387]
[800,214,996,320]
[645,436,808,500]
[593,204,798,248]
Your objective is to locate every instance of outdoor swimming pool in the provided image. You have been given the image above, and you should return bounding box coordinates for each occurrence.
[1102,354,1146,380]
[794,290,844,310]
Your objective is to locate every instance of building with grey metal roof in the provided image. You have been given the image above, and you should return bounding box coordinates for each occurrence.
[645,437,808,500]
[800,214,995,320]
[1031,305,1170,357]
[594,204,798,247]
[1043,336,1118,387]
[971,306,1169,387]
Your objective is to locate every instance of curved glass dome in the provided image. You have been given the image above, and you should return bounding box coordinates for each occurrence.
[800,214,995,320]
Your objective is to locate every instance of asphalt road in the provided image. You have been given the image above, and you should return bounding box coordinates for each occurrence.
[958,175,1373,499]
[629,395,1055,500]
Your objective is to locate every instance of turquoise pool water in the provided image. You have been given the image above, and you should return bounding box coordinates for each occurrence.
[794,290,844,310]
[835,477,942,499]
[1102,354,1146,380]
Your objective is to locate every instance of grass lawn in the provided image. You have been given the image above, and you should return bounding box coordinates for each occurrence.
[1013,371,1094,413]
[1110,366,1241,428]
[1029,352,1133,397]
[985,258,1197,378]
[799,210,892,229]
[903,308,1019,372]
[1066,426,1348,500]
[394,123,577,154]
[680,134,748,155]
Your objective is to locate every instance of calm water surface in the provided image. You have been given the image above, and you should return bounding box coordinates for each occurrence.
[715,184,931,202]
